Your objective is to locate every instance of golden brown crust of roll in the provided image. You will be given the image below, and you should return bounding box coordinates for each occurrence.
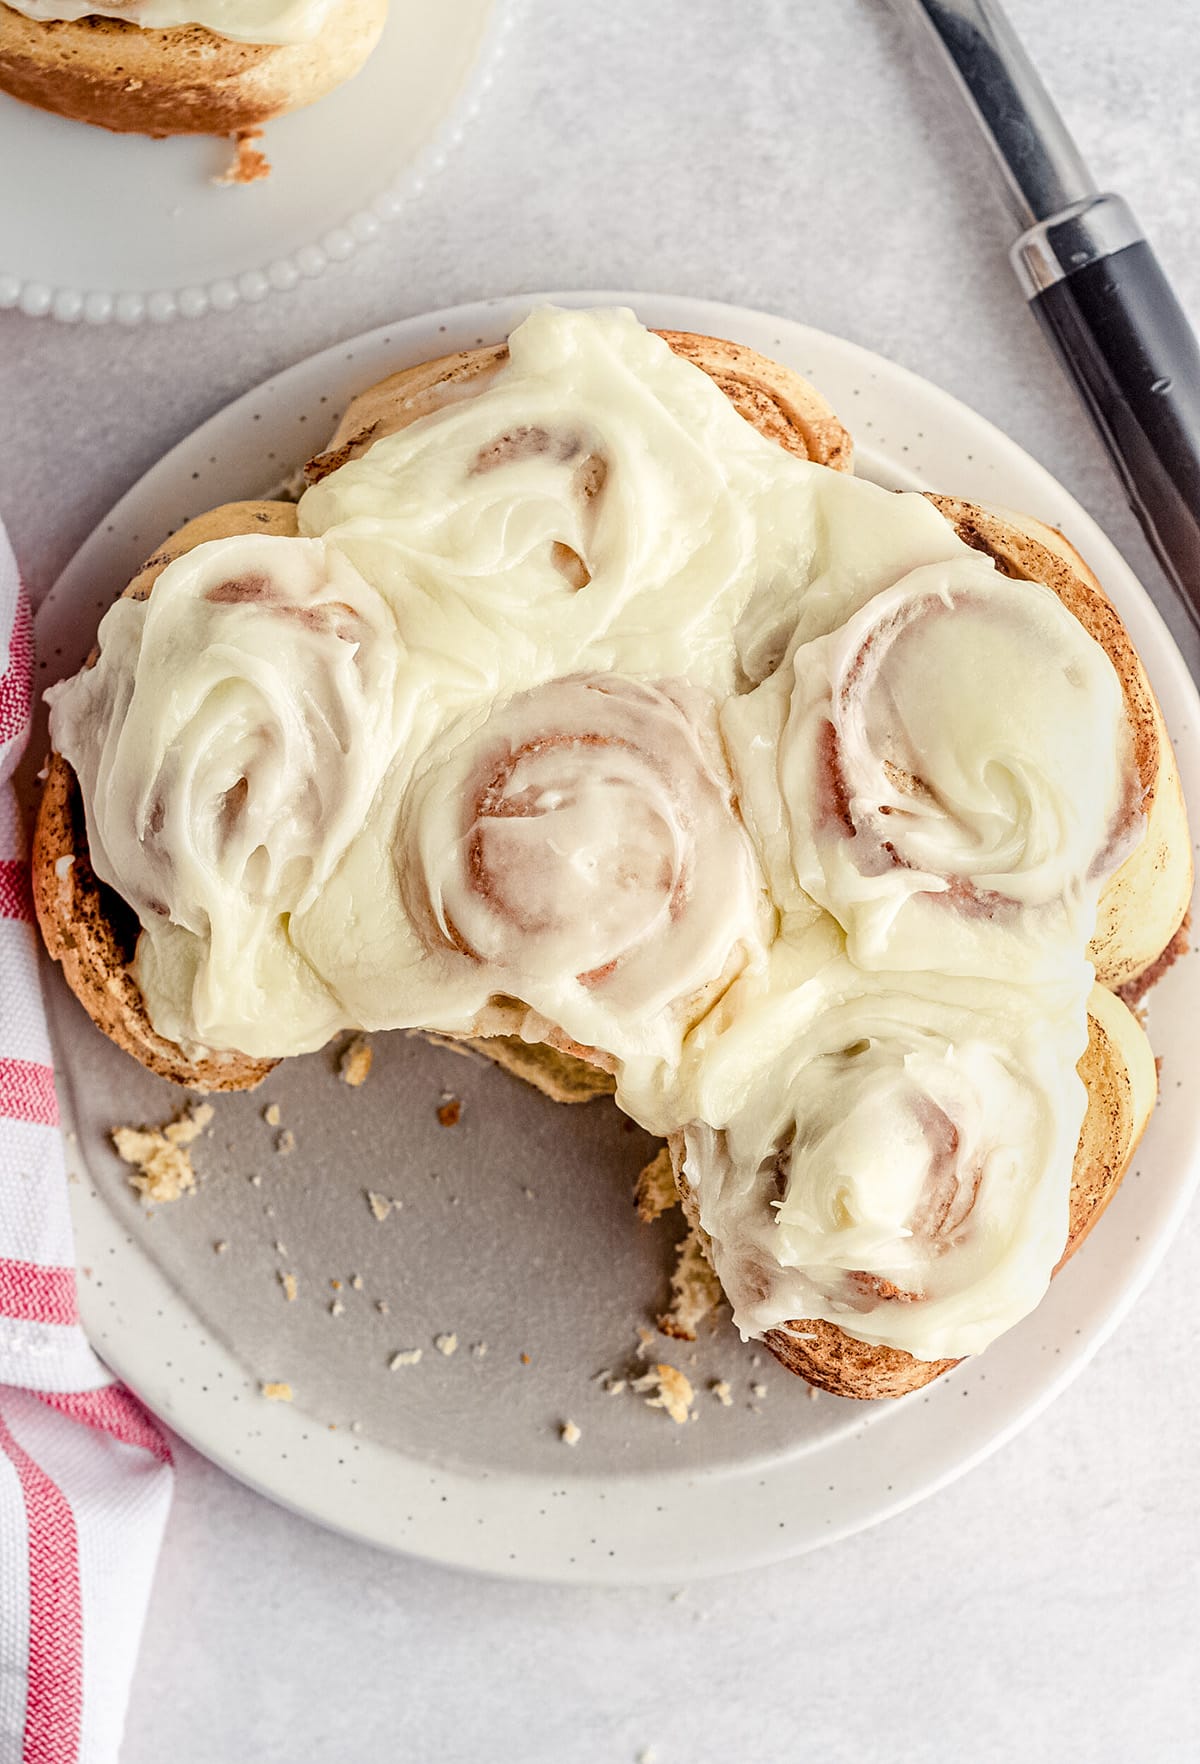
[674,983,1159,1399]
[32,501,296,1092]
[0,0,385,137]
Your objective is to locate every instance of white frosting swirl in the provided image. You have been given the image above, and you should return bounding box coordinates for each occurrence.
[680,951,1089,1360]
[4,0,336,46]
[725,557,1141,979]
[292,674,769,1108]
[46,534,403,1056]
[299,307,826,700]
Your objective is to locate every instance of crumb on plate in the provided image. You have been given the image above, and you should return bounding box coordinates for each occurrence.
[658,1228,723,1342]
[634,1145,677,1223]
[111,1101,213,1204]
[560,1420,582,1447]
[434,1332,458,1357]
[632,1363,694,1425]
[261,1381,292,1402]
[390,1348,422,1369]
[214,128,271,187]
[339,1035,373,1088]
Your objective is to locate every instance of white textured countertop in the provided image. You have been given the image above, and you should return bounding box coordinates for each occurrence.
[3,3,1199,1759]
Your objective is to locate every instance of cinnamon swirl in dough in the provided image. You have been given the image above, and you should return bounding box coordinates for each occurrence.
[33,306,1192,1393]
[0,0,385,138]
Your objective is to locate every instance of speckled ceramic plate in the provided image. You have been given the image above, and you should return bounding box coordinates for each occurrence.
[27,293,1200,1583]
[0,0,504,324]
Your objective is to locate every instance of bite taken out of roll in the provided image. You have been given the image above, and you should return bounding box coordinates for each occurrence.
[671,952,1157,1399]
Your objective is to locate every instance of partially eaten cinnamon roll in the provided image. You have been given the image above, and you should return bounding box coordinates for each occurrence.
[32,307,1192,1397]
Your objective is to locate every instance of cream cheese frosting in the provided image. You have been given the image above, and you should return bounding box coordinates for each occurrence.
[46,533,403,1057]
[44,305,1149,1364]
[5,0,336,46]
[678,948,1090,1359]
[724,555,1141,980]
[290,672,770,1108]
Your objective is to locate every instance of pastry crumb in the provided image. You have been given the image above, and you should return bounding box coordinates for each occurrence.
[263,1103,281,1127]
[658,1228,723,1341]
[261,1381,292,1402]
[632,1363,695,1425]
[560,1420,582,1446]
[471,1341,488,1358]
[750,1381,767,1399]
[111,1102,213,1204]
[213,1240,228,1255]
[329,1298,345,1317]
[519,1352,531,1365]
[376,1299,390,1315]
[434,1332,458,1357]
[350,1273,364,1291]
[339,1035,373,1088]
[604,1378,627,1396]
[214,127,271,187]
[634,1146,677,1222]
[409,1029,486,1064]
[390,1348,422,1369]
[635,1326,656,1360]
[366,1190,393,1222]
[711,1379,733,1407]
[274,1240,287,1257]
[279,1272,298,1303]
[436,1097,462,1128]
[807,1383,820,1401]
[275,1128,296,1156]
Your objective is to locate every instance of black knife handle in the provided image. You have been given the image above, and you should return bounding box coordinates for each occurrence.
[1026,236,1200,637]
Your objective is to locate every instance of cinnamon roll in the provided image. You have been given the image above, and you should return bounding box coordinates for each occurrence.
[297,308,855,699]
[43,521,402,1061]
[0,0,384,138]
[725,552,1143,981]
[291,673,769,1105]
[927,497,1193,991]
[30,307,1191,1403]
[673,955,1155,1387]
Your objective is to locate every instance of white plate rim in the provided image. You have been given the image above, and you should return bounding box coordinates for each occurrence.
[37,289,1200,1584]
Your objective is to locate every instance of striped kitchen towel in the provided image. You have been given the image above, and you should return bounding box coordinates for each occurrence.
[0,521,173,1764]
